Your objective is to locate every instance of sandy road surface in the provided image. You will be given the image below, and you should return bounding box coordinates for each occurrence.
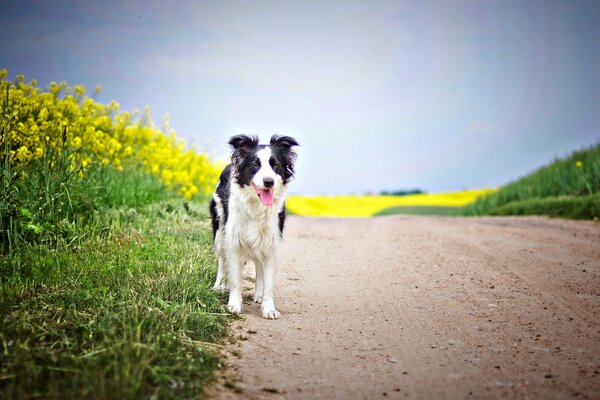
[211,216,600,399]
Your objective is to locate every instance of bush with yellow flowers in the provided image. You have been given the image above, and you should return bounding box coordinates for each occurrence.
[1,70,220,252]
[0,69,220,200]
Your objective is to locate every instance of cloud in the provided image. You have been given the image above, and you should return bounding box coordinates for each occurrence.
[139,1,407,99]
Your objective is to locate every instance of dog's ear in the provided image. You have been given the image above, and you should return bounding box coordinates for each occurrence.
[229,134,259,151]
[229,134,259,166]
[270,135,299,162]
[270,135,299,181]
[270,135,299,150]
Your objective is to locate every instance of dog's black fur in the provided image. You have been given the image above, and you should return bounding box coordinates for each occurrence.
[209,135,299,239]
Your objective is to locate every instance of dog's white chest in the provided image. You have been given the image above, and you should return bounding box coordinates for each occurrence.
[228,207,279,260]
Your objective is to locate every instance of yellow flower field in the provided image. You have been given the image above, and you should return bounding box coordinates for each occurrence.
[286,189,496,217]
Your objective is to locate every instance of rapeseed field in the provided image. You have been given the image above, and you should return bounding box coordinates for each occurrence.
[286,189,495,217]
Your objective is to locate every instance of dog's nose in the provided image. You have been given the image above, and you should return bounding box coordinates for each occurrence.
[263,177,275,188]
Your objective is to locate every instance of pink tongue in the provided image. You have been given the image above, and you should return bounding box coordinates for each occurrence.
[259,189,274,206]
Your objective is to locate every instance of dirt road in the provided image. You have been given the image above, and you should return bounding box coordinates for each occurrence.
[211,216,600,399]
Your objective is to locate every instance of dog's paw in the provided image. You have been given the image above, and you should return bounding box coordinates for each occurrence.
[253,292,263,304]
[262,307,280,320]
[227,302,242,314]
[213,282,227,292]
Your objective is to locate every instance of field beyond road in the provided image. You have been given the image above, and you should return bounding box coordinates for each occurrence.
[286,189,495,217]
[213,215,600,399]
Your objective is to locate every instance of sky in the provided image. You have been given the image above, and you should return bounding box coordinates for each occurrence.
[1,0,599,195]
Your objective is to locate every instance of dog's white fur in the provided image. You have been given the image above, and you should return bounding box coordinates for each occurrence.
[212,147,287,319]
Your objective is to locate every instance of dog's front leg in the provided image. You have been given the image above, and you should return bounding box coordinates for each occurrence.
[227,251,243,314]
[213,253,227,291]
[212,231,227,291]
[254,262,264,303]
[261,255,280,319]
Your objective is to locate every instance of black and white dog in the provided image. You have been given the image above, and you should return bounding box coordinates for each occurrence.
[210,134,299,319]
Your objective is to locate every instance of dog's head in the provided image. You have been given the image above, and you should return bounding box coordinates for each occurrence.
[229,134,299,206]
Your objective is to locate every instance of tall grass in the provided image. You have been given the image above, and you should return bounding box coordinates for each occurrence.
[464,143,600,219]
[1,123,167,251]
[0,202,227,399]
[1,84,19,253]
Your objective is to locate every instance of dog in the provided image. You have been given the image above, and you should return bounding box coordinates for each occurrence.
[210,134,299,319]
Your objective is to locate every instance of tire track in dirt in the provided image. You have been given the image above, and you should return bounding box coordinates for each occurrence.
[209,216,600,399]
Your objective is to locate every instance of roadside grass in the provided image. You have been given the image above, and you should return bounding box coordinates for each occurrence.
[1,71,228,399]
[286,189,494,217]
[483,193,600,219]
[0,201,228,399]
[464,143,600,219]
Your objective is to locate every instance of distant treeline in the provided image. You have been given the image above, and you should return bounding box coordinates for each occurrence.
[380,189,425,196]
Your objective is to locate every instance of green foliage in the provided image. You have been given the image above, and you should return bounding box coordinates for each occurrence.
[1,126,168,251]
[0,202,228,399]
[85,163,168,209]
[464,143,600,219]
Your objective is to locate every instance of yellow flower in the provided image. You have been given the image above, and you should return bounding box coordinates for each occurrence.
[575,161,583,168]
[15,146,31,163]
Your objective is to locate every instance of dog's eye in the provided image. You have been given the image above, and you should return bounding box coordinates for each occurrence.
[270,158,281,168]
[252,159,260,167]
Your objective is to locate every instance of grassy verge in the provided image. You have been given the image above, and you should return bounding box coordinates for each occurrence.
[482,193,600,219]
[464,143,600,219]
[0,201,228,399]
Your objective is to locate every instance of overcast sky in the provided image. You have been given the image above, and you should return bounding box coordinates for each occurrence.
[1,0,599,195]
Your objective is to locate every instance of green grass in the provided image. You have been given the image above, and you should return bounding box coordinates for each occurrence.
[0,201,228,399]
[1,74,229,398]
[463,143,600,219]
[85,163,169,209]
[484,193,600,219]
[374,205,463,216]
[2,143,169,253]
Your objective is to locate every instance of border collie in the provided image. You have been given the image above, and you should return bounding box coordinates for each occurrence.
[210,134,299,319]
